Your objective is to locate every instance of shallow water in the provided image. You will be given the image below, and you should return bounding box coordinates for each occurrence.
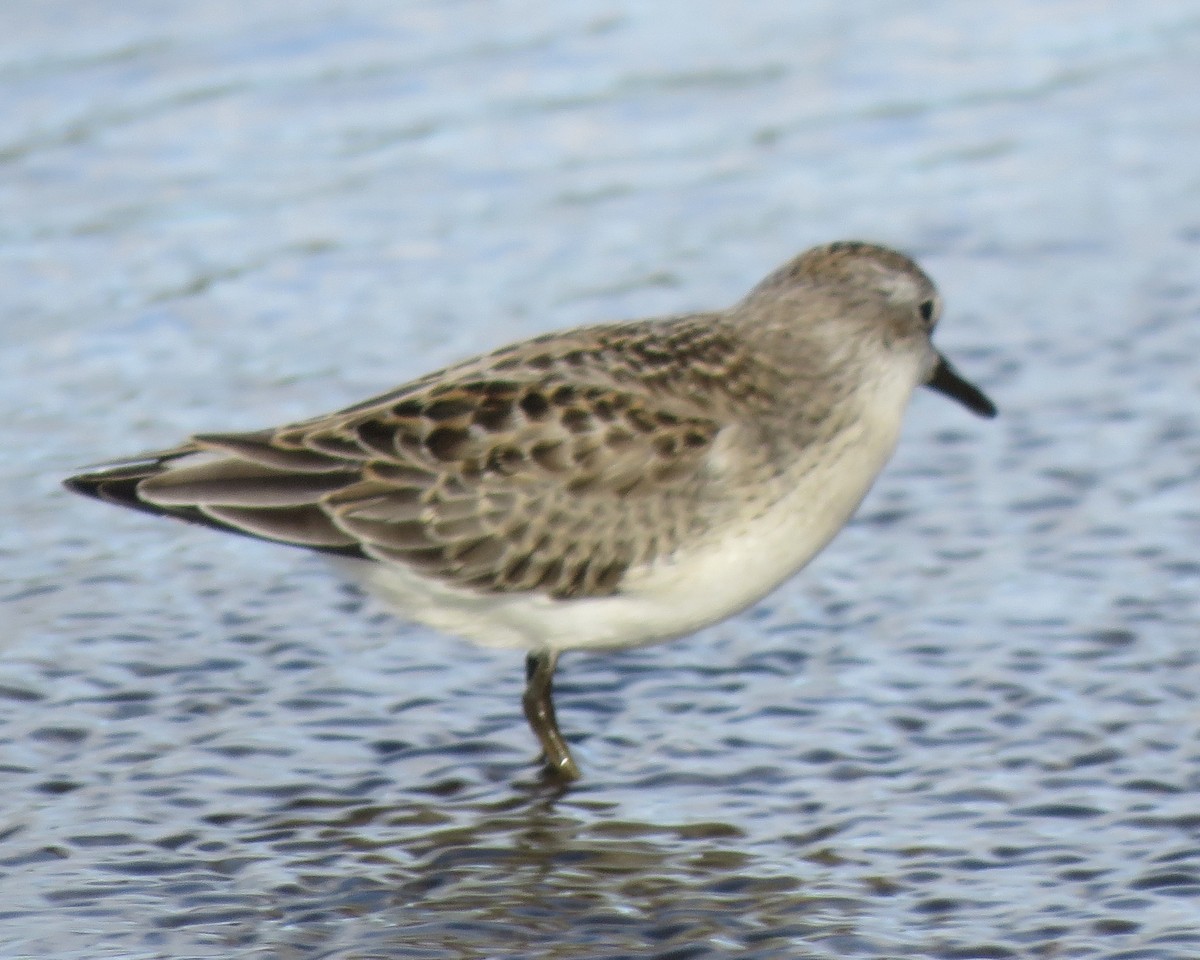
[3,1,1200,957]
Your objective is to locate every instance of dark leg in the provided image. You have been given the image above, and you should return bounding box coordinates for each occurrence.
[522,650,580,780]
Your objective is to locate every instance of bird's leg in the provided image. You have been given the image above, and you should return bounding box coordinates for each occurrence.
[522,650,580,781]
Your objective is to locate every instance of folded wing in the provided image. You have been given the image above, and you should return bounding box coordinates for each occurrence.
[66,321,740,599]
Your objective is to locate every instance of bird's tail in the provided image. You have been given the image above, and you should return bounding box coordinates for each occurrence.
[64,446,202,519]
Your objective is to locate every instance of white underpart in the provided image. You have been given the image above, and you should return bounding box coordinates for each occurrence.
[347,350,925,652]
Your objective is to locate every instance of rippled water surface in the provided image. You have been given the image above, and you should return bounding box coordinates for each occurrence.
[3,2,1200,957]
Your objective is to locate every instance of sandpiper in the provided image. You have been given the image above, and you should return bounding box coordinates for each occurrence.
[66,241,996,780]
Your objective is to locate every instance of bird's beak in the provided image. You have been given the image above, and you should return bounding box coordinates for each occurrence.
[926,354,997,418]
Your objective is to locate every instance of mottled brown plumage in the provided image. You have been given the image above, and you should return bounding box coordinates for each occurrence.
[66,314,774,599]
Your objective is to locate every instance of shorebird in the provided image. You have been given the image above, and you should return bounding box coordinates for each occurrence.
[66,241,996,780]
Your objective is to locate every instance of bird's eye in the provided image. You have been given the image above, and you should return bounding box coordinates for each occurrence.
[918,299,936,324]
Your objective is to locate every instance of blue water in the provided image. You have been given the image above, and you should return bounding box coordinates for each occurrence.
[3,2,1200,957]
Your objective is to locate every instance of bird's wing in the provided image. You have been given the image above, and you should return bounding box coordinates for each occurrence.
[68,317,751,599]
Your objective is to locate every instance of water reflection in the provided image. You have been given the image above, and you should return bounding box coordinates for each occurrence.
[174,783,857,956]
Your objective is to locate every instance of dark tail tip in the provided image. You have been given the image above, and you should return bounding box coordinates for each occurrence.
[63,463,170,516]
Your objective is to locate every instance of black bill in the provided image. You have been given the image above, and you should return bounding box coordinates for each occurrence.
[926,354,997,418]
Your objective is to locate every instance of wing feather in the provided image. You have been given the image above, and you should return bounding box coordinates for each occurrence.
[66,315,763,597]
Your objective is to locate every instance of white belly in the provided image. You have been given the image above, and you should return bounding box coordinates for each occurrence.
[609,415,904,646]
[342,373,913,653]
